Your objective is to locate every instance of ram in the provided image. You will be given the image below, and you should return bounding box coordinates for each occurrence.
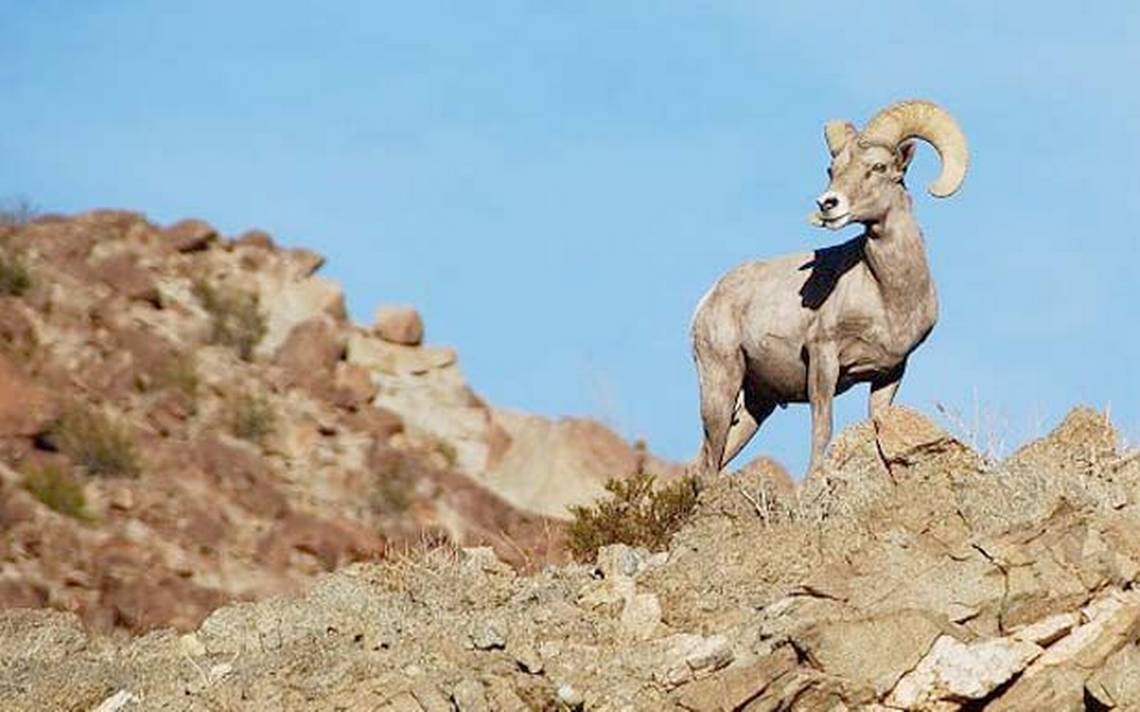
[690,99,968,476]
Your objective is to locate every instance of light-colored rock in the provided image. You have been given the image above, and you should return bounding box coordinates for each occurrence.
[91,690,139,712]
[1011,611,1080,646]
[469,618,507,651]
[256,275,346,357]
[451,678,488,712]
[657,634,734,689]
[460,546,513,577]
[887,634,1042,708]
[1030,589,1140,673]
[790,610,944,696]
[482,409,645,519]
[485,676,528,712]
[410,682,452,712]
[620,592,662,641]
[514,645,544,674]
[597,544,648,579]
[556,683,584,710]
[374,306,424,346]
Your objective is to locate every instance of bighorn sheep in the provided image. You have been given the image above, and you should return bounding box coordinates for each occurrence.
[690,99,968,476]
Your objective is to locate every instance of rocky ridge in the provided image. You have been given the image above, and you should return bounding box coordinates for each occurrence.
[3,405,1139,710]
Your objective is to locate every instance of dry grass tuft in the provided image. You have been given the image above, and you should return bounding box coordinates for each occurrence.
[192,279,266,361]
[22,464,92,521]
[50,409,141,478]
[230,392,277,444]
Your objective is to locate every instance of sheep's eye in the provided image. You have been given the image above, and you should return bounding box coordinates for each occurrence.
[872,162,887,173]
[826,167,834,179]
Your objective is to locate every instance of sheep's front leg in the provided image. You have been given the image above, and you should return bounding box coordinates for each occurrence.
[807,345,839,475]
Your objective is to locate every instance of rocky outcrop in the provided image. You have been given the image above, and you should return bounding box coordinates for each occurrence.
[3,403,1139,710]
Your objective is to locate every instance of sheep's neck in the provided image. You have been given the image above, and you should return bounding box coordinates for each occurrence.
[863,193,936,344]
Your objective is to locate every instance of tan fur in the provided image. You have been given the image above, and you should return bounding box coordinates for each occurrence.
[691,101,967,476]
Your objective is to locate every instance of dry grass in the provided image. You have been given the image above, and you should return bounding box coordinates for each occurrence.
[0,197,38,227]
[155,355,200,398]
[230,393,277,444]
[192,279,266,361]
[22,464,92,521]
[567,472,700,562]
[50,409,141,478]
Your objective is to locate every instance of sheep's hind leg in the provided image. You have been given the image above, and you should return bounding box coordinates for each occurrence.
[869,361,906,419]
[695,350,745,479]
[721,388,776,471]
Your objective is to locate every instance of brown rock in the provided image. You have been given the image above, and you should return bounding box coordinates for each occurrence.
[674,647,797,712]
[873,405,957,464]
[162,219,217,253]
[988,665,1085,711]
[91,252,160,306]
[374,306,424,346]
[274,317,346,393]
[0,298,39,361]
[0,354,57,437]
[235,229,275,249]
[1086,644,1140,708]
[331,363,379,410]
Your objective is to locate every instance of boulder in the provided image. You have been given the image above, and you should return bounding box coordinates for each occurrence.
[162,219,217,253]
[374,306,424,346]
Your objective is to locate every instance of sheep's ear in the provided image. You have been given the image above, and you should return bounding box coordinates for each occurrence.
[897,140,918,173]
[824,121,856,157]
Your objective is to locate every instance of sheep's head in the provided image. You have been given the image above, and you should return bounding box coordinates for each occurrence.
[811,100,968,230]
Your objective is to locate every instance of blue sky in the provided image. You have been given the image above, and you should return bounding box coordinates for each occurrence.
[3,3,1138,473]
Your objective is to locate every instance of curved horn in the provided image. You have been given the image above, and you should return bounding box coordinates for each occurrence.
[824,120,854,157]
[860,99,969,198]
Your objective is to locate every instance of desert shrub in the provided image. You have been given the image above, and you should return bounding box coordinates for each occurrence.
[22,464,91,521]
[432,438,459,468]
[155,356,200,398]
[0,197,38,227]
[50,409,141,478]
[0,252,31,296]
[231,392,277,444]
[192,279,266,361]
[371,451,418,515]
[567,471,700,562]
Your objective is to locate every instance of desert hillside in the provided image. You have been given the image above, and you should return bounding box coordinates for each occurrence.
[3,404,1139,710]
[0,209,672,635]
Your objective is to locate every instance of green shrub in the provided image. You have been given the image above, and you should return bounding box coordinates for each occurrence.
[50,409,141,478]
[231,393,276,444]
[22,464,91,520]
[192,279,267,361]
[567,471,700,562]
[0,253,31,296]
